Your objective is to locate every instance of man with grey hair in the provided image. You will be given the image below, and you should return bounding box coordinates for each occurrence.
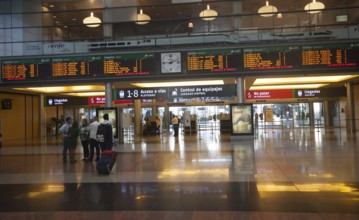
[59,117,72,162]
[88,116,100,162]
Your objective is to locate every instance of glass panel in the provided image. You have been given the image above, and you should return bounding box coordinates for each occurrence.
[313,102,324,126]
[0,0,11,13]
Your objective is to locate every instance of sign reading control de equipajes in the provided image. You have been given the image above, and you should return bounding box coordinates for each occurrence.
[113,85,236,100]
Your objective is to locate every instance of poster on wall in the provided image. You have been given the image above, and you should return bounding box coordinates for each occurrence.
[265,109,273,122]
[230,103,254,135]
[96,107,118,138]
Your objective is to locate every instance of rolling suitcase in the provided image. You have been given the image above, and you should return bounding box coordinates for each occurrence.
[96,150,117,175]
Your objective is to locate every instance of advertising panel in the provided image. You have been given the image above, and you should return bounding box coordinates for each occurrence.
[230,104,254,135]
[96,107,118,138]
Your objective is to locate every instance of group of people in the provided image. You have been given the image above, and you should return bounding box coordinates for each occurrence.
[143,115,161,135]
[59,113,113,164]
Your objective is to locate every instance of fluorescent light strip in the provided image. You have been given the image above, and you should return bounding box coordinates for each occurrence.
[64,92,105,97]
[253,75,356,85]
[132,80,224,88]
[250,84,328,90]
[15,85,105,93]
[26,87,66,92]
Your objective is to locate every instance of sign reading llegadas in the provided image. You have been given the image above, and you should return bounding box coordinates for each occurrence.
[246,87,346,100]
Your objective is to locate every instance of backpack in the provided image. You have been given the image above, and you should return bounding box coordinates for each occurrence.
[96,123,111,143]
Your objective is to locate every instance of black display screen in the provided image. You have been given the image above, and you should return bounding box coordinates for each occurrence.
[301,44,359,68]
[243,46,301,70]
[52,56,103,78]
[104,53,154,76]
[187,49,241,72]
[1,58,51,81]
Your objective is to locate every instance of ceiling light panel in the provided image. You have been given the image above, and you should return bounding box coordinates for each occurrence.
[253,75,357,85]
[250,84,328,90]
[132,80,224,88]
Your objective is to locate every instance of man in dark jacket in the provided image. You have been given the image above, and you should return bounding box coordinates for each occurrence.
[97,113,113,151]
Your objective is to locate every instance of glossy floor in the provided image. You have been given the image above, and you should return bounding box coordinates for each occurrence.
[0,128,358,220]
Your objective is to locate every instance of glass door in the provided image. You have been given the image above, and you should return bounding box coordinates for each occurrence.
[313,102,325,127]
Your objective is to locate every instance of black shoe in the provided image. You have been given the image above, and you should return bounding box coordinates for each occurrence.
[95,157,99,162]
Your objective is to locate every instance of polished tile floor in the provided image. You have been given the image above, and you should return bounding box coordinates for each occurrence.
[0,127,358,220]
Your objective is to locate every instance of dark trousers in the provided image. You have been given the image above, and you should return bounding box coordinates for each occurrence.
[89,138,100,160]
[99,143,112,152]
[173,124,179,136]
[81,140,90,158]
[63,137,69,161]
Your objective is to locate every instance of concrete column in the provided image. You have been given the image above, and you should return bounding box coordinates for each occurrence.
[236,77,244,103]
[346,82,356,133]
[150,99,156,115]
[105,82,112,107]
[39,93,46,138]
[309,102,314,126]
[103,14,113,39]
[232,1,242,31]
[134,99,142,135]
[323,101,330,127]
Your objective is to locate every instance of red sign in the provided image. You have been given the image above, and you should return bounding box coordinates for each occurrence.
[246,90,293,100]
[141,99,153,104]
[114,100,134,104]
[88,96,106,105]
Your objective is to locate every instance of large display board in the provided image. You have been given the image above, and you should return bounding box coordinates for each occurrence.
[104,53,155,76]
[1,58,51,81]
[1,43,359,84]
[187,49,241,72]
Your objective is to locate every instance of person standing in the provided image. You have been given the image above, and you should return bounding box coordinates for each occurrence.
[59,117,72,162]
[79,118,90,161]
[88,116,100,162]
[172,115,179,136]
[67,120,80,164]
[97,113,114,152]
[155,116,161,134]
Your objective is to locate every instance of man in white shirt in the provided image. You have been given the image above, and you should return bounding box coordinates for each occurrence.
[59,117,72,162]
[88,116,100,162]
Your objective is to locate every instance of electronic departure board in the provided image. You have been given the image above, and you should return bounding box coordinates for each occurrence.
[243,46,300,70]
[104,53,154,76]
[1,58,51,81]
[52,56,103,78]
[302,43,359,68]
[187,49,241,72]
